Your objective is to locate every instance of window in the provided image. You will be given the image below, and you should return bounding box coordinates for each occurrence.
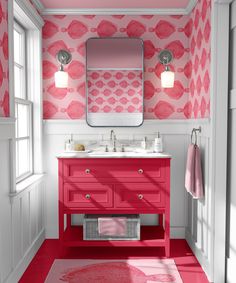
[14,21,33,182]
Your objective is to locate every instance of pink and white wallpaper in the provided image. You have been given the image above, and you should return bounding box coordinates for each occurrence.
[0,0,39,118]
[42,15,192,119]
[0,0,9,117]
[189,0,211,118]
[0,0,211,120]
[87,70,143,113]
[42,5,211,120]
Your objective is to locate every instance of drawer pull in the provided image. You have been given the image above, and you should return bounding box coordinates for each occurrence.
[138,194,143,200]
[85,169,91,174]
[85,194,91,199]
[138,169,144,174]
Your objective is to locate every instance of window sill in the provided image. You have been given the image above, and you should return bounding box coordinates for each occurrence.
[9,174,45,199]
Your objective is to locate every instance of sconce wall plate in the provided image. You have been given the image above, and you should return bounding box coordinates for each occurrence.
[56,50,72,65]
[158,49,173,65]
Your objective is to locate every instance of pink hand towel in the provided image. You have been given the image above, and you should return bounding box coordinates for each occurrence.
[194,145,204,198]
[185,144,204,199]
[185,144,195,194]
[98,217,127,236]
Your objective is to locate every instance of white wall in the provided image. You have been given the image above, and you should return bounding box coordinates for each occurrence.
[227,2,236,281]
[0,120,45,283]
[185,121,213,280]
[43,119,211,242]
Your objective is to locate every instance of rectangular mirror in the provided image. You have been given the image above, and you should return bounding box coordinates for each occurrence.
[86,38,144,127]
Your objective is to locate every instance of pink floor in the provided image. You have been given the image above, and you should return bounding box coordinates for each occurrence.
[19,239,209,283]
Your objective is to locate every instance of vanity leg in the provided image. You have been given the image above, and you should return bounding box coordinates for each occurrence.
[159,214,163,228]
[67,214,72,228]
[59,210,65,255]
[165,211,170,257]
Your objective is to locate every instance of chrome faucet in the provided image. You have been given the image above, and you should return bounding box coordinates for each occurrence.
[110,130,117,152]
[110,130,115,141]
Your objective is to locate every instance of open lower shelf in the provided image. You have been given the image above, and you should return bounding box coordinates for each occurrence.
[63,226,165,247]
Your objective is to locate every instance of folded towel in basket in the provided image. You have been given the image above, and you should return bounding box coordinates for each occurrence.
[98,217,127,236]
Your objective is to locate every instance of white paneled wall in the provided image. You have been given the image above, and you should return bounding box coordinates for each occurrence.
[185,122,213,281]
[43,119,211,245]
[227,2,236,281]
[43,119,213,280]
[0,121,45,283]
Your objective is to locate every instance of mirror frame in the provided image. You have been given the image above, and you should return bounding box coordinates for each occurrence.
[86,37,144,127]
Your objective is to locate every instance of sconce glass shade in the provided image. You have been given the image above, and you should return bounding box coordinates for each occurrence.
[55,70,68,88]
[161,69,175,88]
[159,49,175,88]
[55,50,72,88]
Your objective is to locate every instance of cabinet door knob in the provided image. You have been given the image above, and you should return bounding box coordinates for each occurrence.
[138,194,143,200]
[138,169,143,174]
[85,169,90,174]
[85,194,91,199]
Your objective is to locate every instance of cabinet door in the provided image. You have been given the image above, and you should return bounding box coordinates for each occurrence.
[115,183,166,209]
[64,183,113,209]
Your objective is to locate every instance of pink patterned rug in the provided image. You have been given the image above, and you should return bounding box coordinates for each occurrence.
[45,259,183,283]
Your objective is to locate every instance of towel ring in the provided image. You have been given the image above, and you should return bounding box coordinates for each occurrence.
[191,129,198,145]
[191,127,201,145]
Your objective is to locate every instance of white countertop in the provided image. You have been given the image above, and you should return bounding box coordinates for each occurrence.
[57,151,171,159]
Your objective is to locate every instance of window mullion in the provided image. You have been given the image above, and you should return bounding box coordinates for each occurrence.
[16,136,30,141]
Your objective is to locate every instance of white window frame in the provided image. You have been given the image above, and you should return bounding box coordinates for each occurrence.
[14,21,34,183]
[15,98,33,182]
[8,0,44,193]
[14,21,27,100]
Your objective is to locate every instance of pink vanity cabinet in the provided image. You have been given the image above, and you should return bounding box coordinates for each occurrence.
[58,157,171,256]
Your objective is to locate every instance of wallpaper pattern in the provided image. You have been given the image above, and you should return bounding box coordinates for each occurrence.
[0,0,40,117]
[42,15,191,119]
[87,70,143,113]
[189,0,211,118]
[0,0,212,120]
[0,0,9,117]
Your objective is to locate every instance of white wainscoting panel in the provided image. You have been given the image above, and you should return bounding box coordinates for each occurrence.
[0,139,12,283]
[43,119,208,239]
[43,118,213,280]
[227,109,236,283]
[226,2,236,281]
[185,122,212,281]
[0,122,45,283]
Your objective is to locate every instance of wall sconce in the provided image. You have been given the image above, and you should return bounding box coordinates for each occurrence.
[158,49,175,88]
[55,50,72,88]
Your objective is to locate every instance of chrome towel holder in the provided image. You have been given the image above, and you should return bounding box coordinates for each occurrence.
[191,126,201,145]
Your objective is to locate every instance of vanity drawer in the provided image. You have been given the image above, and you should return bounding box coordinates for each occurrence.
[64,183,113,209]
[115,183,166,209]
[63,159,165,181]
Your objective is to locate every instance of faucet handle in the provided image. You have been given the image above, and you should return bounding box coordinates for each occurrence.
[105,145,109,152]
[121,145,125,152]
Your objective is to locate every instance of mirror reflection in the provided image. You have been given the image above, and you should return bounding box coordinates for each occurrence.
[86,38,144,127]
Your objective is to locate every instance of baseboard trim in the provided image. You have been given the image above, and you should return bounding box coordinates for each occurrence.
[226,256,236,283]
[171,227,186,239]
[185,229,213,282]
[5,229,45,283]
